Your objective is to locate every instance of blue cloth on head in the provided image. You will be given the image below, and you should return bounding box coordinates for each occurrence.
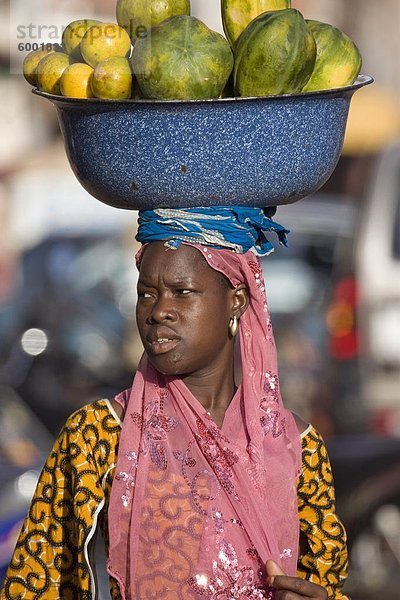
[136,206,289,256]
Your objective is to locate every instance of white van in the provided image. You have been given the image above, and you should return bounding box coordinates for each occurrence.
[328,143,400,435]
[357,143,400,424]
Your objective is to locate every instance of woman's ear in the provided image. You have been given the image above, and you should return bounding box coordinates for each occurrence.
[231,284,250,318]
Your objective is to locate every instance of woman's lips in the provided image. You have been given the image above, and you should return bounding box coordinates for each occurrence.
[147,338,180,355]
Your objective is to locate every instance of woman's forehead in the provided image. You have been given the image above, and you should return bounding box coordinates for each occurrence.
[139,242,213,280]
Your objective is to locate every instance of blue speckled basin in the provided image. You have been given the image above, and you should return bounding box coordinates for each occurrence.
[33,75,372,210]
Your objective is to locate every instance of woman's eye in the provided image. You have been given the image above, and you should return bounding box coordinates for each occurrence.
[138,291,152,298]
[178,289,192,295]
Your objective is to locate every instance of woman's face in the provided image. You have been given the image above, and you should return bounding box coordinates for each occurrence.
[136,242,247,376]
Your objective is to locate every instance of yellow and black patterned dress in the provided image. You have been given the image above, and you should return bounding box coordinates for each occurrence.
[0,400,349,600]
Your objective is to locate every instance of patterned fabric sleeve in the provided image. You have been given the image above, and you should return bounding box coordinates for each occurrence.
[297,426,350,600]
[0,401,113,600]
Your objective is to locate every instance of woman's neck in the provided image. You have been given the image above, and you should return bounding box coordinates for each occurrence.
[181,356,237,426]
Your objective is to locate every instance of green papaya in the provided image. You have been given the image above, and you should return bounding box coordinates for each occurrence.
[131,16,233,100]
[116,0,190,40]
[234,9,316,97]
[302,20,362,92]
[222,0,291,47]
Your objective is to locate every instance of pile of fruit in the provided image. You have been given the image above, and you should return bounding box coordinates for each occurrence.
[23,0,362,101]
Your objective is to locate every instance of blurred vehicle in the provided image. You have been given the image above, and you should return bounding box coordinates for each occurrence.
[0,233,140,434]
[324,144,400,598]
[262,195,356,428]
[0,386,52,586]
[327,143,400,435]
[2,160,141,434]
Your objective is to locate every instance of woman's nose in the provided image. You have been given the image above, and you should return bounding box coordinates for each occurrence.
[148,294,177,323]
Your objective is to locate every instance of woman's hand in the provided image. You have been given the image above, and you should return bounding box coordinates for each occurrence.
[266,560,328,599]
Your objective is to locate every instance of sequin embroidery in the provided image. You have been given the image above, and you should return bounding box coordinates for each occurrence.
[195,418,240,498]
[131,390,178,470]
[188,541,273,599]
[259,372,285,438]
[248,258,270,314]
[115,450,138,507]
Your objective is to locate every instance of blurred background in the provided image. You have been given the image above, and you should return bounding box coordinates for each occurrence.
[1,0,400,597]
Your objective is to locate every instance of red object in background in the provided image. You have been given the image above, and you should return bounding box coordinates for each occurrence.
[0,253,18,304]
[326,276,359,360]
[372,408,400,437]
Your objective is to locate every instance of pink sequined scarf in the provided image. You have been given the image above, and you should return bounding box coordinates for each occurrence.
[107,244,302,599]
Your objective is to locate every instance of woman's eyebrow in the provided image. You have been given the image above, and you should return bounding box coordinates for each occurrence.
[138,277,196,286]
[169,279,195,286]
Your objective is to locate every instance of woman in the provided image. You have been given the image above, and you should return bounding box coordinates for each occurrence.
[1,207,348,599]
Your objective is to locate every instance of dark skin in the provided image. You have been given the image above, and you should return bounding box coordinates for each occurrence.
[114,241,328,599]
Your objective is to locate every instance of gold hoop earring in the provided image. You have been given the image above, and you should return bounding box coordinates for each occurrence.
[229,316,239,337]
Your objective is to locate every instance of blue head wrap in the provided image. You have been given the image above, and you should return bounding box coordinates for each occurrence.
[135,206,288,256]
